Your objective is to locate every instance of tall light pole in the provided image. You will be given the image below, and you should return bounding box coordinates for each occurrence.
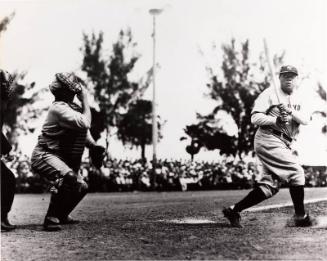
[149,8,162,187]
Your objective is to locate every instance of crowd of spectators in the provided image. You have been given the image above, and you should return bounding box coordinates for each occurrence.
[3,151,327,193]
[82,156,258,192]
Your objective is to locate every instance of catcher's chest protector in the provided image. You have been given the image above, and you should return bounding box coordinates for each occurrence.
[58,129,87,172]
[38,102,88,172]
[57,103,87,171]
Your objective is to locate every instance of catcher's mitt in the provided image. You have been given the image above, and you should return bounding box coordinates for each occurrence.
[89,145,106,169]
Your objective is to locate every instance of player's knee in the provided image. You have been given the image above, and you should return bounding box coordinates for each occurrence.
[289,170,305,186]
[65,171,78,182]
[79,180,88,193]
[61,171,78,190]
[257,184,279,199]
[62,172,89,193]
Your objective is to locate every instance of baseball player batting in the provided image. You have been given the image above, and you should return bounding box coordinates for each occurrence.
[222,64,316,227]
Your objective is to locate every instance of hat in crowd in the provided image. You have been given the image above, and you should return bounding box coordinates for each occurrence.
[0,69,15,101]
[49,72,82,95]
[279,65,298,76]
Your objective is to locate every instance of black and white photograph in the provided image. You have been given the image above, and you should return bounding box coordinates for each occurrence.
[1,0,327,260]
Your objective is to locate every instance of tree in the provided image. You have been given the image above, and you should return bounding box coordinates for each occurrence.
[1,14,43,148]
[81,29,140,147]
[116,99,163,161]
[184,39,283,158]
[80,29,162,155]
[0,12,15,36]
[3,72,45,147]
[314,82,327,134]
[185,138,201,161]
[183,122,237,157]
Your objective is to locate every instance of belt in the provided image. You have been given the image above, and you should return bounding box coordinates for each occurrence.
[261,126,293,143]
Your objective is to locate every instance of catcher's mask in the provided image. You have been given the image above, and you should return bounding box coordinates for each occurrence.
[49,72,83,97]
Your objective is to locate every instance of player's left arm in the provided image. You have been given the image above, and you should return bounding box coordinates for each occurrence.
[290,109,310,125]
[251,88,277,126]
[290,98,311,125]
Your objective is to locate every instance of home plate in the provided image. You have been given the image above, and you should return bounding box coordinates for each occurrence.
[161,218,216,224]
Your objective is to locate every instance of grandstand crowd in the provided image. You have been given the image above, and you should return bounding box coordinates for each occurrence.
[3,149,327,193]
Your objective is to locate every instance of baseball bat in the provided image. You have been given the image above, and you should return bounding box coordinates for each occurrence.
[263,38,292,136]
[263,38,281,103]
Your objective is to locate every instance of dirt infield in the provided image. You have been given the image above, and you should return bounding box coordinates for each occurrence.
[2,188,327,260]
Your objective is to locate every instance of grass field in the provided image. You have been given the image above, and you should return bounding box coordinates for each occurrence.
[2,188,327,260]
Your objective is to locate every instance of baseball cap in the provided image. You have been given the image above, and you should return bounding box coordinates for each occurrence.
[279,65,298,76]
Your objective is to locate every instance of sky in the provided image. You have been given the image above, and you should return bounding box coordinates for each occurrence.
[0,0,326,164]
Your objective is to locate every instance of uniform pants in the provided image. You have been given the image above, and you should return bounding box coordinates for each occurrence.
[254,129,304,197]
[31,149,87,219]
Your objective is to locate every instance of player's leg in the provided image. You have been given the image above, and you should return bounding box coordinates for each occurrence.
[46,171,86,225]
[1,161,16,231]
[257,138,316,227]
[55,172,88,224]
[233,186,270,213]
[289,186,305,216]
[288,166,316,226]
[31,151,73,231]
[223,176,279,227]
[223,133,281,227]
[222,189,266,228]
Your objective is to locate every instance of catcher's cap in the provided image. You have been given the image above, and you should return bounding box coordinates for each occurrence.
[49,72,82,96]
[279,65,298,76]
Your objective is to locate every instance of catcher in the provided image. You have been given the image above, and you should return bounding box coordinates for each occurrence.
[31,72,105,231]
[223,65,316,227]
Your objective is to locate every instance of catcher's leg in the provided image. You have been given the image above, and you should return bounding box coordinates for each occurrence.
[56,174,88,224]
[44,173,78,231]
[31,151,72,231]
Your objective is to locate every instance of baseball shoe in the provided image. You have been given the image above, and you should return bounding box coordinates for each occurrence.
[1,217,16,231]
[293,213,317,227]
[59,215,80,225]
[222,207,242,228]
[43,216,62,231]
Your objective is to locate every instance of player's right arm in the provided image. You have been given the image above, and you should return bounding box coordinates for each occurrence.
[51,102,91,130]
[76,85,92,126]
[51,86,92,130]
[251,88,278,126]
[251,112,276,126]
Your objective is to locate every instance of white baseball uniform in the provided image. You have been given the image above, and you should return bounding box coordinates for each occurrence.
[251,86,311,197]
